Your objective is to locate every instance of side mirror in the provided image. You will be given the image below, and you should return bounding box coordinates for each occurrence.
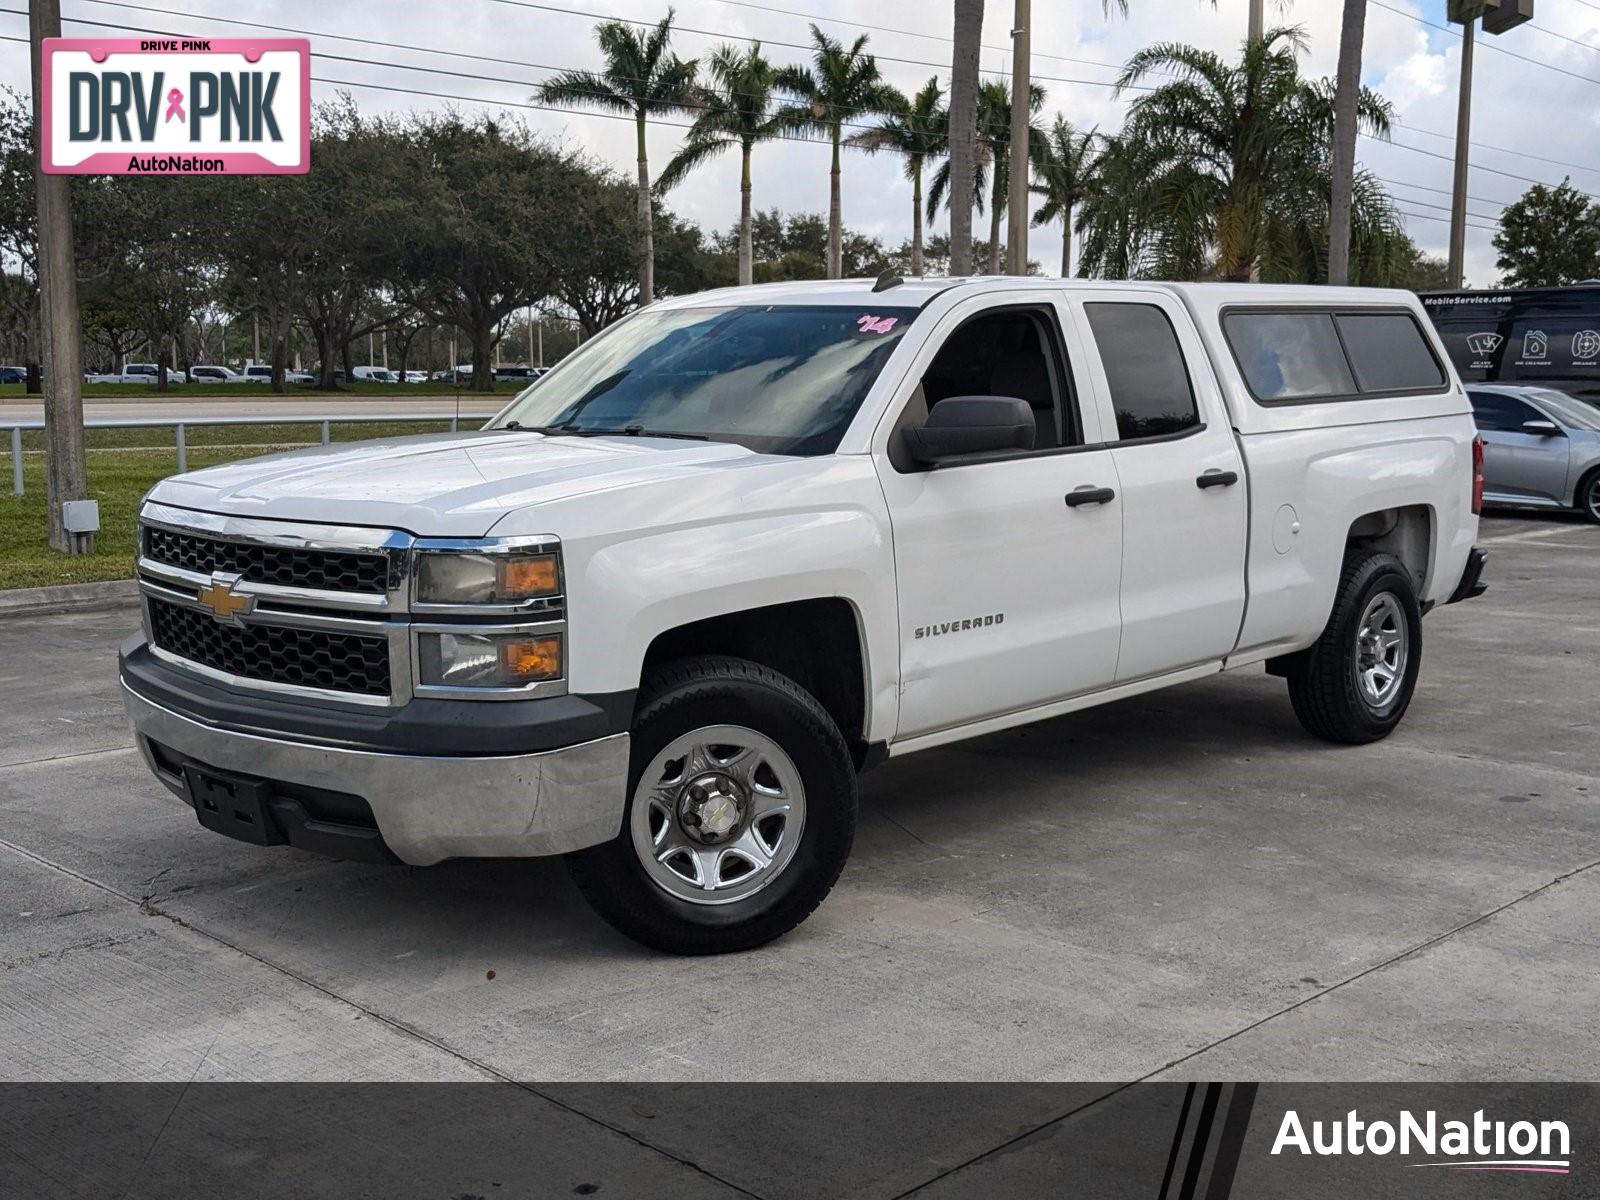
[1521,419,1561,437]
[903,396,1036,465]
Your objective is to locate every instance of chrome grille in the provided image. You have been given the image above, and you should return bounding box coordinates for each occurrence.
[135,502,567,708]
[143,524,393,593]
[148,597,392,697]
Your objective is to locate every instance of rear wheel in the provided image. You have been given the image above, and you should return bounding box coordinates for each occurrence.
[1286,551,1422,745]
[567,656,857,954]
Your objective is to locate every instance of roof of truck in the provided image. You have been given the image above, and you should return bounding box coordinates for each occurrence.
[649,277,1422,311]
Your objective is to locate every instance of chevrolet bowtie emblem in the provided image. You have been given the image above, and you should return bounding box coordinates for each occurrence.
[196,573,255,625]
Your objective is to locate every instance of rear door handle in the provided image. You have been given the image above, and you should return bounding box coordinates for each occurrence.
[1196,470,1239,490]
[1065,486,1116,508]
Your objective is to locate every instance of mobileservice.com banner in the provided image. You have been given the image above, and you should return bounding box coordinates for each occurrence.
[1,1083,1595,1198]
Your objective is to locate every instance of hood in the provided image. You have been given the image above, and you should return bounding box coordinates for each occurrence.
[147,430,765,536]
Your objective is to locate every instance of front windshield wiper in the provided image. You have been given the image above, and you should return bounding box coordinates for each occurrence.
[500,421,709,442]
[559,424,710,442]
[501,421,580,435]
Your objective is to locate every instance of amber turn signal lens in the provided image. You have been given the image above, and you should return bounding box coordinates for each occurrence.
[498,554,559,599]
[499,635,562,681]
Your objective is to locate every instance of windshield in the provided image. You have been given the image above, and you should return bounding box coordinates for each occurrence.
[493,304,919,456]
[1531,389,1600,431]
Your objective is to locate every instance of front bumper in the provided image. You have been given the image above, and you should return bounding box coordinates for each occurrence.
[121,682,630,866]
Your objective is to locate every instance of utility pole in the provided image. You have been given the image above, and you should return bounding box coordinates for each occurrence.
[29,0,90,554]
[1444,2,1532,289]
[1447,17,1475,288]
[1005,0,1031,276]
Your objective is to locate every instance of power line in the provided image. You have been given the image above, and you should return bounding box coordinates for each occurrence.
[1383,187,1501,223]
[1362,130,1600,202]
[477,0,1157,93]
[1371,0,1600,91]
[1393,206,1498,233]
[1375,174,1509,209]
[690,0,1134,77]
[1392,117,1600,182]
[1382,178,1504,220]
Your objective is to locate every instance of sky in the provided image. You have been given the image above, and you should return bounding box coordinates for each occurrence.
[5,0,1600,286]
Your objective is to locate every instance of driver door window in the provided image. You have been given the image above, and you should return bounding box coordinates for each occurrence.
[919,307,1080,452]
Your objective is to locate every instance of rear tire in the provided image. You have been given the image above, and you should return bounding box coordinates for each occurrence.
[1286,551,1422,745]
[567,655,857,955]
[1577,467,1600,526]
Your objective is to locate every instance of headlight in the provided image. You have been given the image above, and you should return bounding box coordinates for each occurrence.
[416,550,560,606]
[418,631,563,688]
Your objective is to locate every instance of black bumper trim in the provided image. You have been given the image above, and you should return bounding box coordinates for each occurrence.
[1446,547,1488,605]
[120,634,635,757]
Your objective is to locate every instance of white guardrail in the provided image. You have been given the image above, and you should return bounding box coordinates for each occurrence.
[5,412,474,496]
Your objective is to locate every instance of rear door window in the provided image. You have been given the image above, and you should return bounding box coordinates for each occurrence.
[1084,302,1200,440]
[1223,312,1356,401]
[1334,313,1446,392]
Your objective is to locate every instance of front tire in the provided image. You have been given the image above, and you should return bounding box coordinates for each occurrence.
[567,656,857,954]
[1286,551,1423,745]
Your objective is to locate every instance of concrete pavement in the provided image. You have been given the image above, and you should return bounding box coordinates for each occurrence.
[0,515,1596,1085]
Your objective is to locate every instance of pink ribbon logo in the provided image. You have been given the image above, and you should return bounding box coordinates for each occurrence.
[164,87,185,123]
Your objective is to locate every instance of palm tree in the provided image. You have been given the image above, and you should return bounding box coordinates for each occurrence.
[931,81,1046,275]
[537,12,698,304]
[1076,134,1159,279]
[657,43,782,287]
[947,0,985,276]
[776,27,899,279]
[1110,27,1392,281]
[1031,118,1101,278]
[847,78,945,277]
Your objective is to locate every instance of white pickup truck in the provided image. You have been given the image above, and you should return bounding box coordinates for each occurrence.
[120,278,1487,953]
[87,363,185,385]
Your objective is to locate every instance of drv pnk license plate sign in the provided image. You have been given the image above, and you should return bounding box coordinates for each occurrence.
[41,38,310,175]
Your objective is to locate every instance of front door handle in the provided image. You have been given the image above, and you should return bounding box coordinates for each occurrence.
[1065,486,1116,508]
[1197,470,1239,489]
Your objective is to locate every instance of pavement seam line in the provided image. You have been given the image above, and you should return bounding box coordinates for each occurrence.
[1,744,139,771]
[0,835,769,1199]
[1139,855,1600,1080]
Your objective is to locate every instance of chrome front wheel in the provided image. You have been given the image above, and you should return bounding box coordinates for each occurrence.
[629,724,807,906]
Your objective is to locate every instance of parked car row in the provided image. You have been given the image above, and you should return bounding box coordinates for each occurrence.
[70,363,550,386]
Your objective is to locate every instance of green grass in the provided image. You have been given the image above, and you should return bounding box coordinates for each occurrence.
[0,421,455,590]
[0,380,526,399]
